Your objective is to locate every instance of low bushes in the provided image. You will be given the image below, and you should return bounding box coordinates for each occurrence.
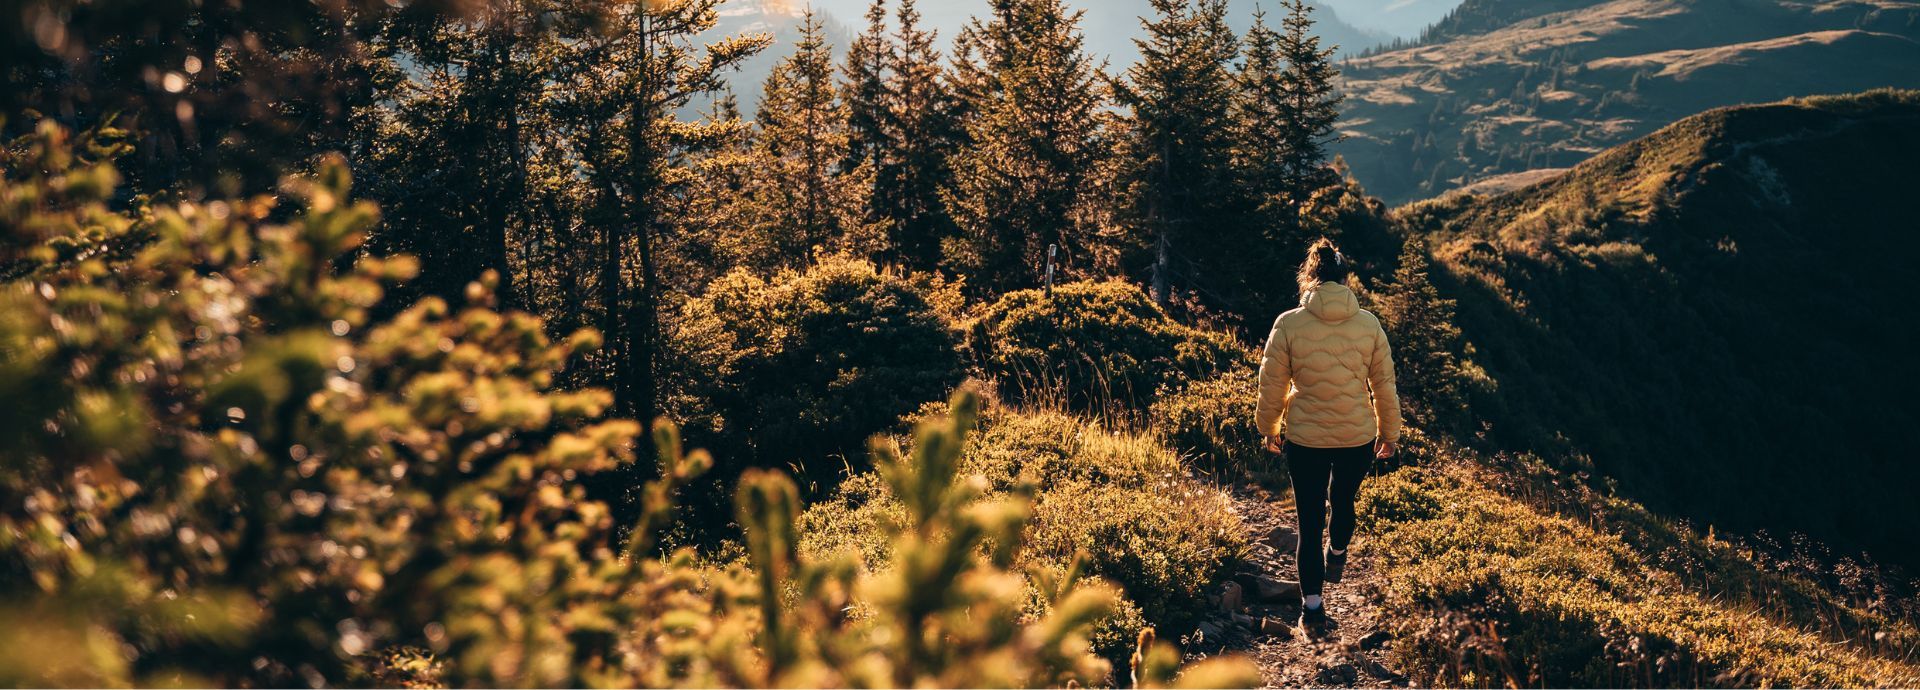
[0,147,651,687]
[672,257,966,489]
[959,409,1184,492]
[798,405,1248,670]
[1149,367,1273,482]
[967,280,1243,412]
[1026,478,1246,632]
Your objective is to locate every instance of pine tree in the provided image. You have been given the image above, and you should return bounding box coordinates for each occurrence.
[943,0,1107,294]
[1374,236,1466,429]
[1233,8,1290,226]
[843,0,893,173]
[752,11,876,268]
[1114,0,1241,307]
[364,0,553,309]
[1274,0,1347,206]
[546,0,771,423]
[877,0,965,271]
[1229,1,1349,324]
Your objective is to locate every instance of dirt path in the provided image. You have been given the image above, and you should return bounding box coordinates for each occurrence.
[1185,480,1411,689]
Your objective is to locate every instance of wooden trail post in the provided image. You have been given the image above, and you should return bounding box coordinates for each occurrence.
[1045,244,1058,297]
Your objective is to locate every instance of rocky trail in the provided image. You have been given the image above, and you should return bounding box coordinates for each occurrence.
[1184,480,1412,689]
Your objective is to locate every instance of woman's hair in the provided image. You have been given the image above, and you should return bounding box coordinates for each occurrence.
[1297,237,1352,295]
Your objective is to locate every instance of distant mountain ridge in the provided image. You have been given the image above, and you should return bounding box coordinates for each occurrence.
[1416,0,1609,41]
[1322,0,1468,38]
[1334,0,1920,203]
[1401,90,1920,566]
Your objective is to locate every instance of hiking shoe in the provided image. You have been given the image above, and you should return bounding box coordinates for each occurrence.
[1300,604,1328,633]
[1325,549,1349,584]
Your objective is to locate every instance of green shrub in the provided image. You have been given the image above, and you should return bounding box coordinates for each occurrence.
[960,408,1184,492]
[1149,367,1279,482]
[967,280,1243,412]
[673,256,966,488]
[799,405,1247,668]
[794,472,907,568]
[1026,479,1247,632]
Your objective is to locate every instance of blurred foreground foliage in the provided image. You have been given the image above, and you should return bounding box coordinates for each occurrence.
[801,403,1249,671]
[0,122,1256,687]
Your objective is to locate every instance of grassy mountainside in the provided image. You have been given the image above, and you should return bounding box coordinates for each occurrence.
[1397,90,1920,566]
[1335,0,1920,202]
[1359,440,1920,687]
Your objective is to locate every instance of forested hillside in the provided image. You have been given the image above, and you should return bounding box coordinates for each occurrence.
[1334,0,1920,202]
[1397,90,1920,564]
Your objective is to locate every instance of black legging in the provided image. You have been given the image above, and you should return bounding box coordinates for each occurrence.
[1286,440,1374,597]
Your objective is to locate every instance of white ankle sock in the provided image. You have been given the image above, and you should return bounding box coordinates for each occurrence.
[1304,594,1323,609]
[1329,547,1347,556]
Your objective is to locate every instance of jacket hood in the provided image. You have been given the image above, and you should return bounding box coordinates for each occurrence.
[1302,282,1360,323]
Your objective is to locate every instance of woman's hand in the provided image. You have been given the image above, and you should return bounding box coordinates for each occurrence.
[1264,434,1285,454]
[1374,439,1396,459]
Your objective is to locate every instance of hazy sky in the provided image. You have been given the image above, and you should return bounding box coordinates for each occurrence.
[782,0,1461,46]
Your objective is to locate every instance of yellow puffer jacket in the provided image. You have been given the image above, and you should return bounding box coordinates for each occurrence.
[1255,282,1402,448]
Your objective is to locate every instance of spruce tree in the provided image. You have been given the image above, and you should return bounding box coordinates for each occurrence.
[1231,3,1349,323]
[1374,236,1466,429]
[753,11,875,268]
[1274,0,1347,205]
[546,0,771,423]
[943,0,1107,294]
[877,0,965,271]
[1114,0,1241,307]
[843,0,893,173]
[1233,9,1290,229]
[364,0,552,309]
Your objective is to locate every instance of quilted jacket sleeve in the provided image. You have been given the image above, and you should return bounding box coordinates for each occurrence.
[1368,322,1403,444]
[1255,316,1292,438]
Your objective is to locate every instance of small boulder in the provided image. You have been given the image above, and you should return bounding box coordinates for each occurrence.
[1231,570,1261,594]
[1316,662,1358,685]
[1254,576,1301,602]
[1265,525,1299,552]
[1259,616,1295,639]
[1219,581,1244,613]
[1196,621,1226,642]
[1355,655,1397,680]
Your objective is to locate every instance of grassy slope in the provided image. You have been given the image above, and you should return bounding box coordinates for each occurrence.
[1289,89,1920,687]
[1394,90,1920,565]
[1359,439,1920,687]
[1335,0,1920,203]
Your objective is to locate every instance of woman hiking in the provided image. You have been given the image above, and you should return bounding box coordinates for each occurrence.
[1255,238,1402,633]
